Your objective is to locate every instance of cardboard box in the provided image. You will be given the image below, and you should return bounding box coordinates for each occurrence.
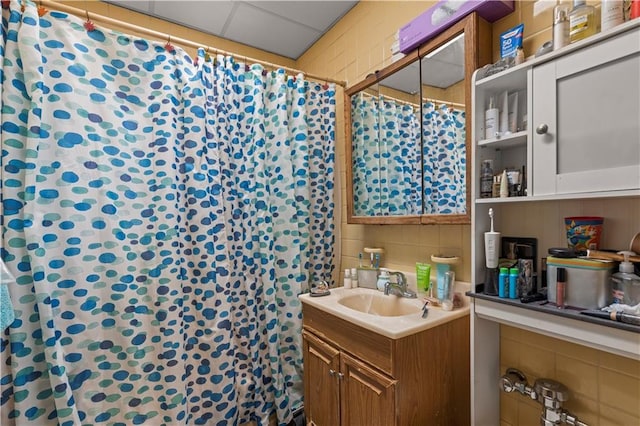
[399,0,515,54]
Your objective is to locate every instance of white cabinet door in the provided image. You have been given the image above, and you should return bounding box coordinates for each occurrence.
[532,26,640,196]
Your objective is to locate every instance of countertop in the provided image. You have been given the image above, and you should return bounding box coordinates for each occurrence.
[299,282,471,339]
[468,291,639,334]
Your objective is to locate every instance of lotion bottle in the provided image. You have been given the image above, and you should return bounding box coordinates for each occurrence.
[601,0,623,32]
[499,169,509,198]
[553,4,570,50]
[484,96,499,140]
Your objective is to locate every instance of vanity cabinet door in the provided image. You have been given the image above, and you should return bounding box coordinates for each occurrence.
[340,352,397,426]
[532,26,640,196]
[303,331,341,426]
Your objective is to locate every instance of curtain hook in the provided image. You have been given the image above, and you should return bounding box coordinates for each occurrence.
[83,10,96,32]
[37,0,48,16]
[165,35,175,54]
[204,45,211,63]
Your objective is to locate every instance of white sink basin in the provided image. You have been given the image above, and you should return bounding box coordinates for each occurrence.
[299,285,470,339]
[338,293,422,317]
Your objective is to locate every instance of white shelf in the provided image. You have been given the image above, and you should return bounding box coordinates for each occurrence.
[477,130,527,150]
[473,298,640,360]
[475,189,640,204]
[473,19,640,89]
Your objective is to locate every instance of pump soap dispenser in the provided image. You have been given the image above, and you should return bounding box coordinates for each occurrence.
[611,251,640,305]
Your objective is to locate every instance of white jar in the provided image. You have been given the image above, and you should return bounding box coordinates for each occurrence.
[343,269,352,289]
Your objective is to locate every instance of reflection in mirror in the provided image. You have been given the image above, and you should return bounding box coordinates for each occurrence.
[420,33,466,215]
[351,65,421,216]
[346,12,491,224]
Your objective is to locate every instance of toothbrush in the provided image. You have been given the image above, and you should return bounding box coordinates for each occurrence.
[489,207,495,232]
[358,253,363,268]
[374,253,380,269]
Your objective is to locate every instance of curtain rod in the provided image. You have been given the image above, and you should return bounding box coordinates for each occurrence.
[361,91,465,109]
[423,97,465,109]
[38,0,346,87]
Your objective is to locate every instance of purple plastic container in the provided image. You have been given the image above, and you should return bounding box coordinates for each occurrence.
[399,0,515,54]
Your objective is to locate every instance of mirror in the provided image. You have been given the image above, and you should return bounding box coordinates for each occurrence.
[345,13,491,224]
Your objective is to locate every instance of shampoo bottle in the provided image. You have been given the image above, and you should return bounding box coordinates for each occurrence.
[569,0,598,43]
[610,251,640,304]
[498,268,509,298]
[509,268,519,299]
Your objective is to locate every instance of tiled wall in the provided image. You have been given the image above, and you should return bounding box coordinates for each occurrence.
[500,324,640,426]
[297,2,640,425]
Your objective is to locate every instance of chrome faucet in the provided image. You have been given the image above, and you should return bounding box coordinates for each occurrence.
[384,272,417,298]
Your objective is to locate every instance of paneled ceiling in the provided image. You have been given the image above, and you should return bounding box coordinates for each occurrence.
[105,1,359,59]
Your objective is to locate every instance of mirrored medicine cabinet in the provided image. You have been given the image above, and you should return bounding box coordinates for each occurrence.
[345,13,491,224]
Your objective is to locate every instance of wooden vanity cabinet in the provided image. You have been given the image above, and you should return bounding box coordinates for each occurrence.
[302,304,469,426]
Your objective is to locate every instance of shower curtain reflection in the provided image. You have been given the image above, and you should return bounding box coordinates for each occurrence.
[350,93,466,216]
[0,3,335,425]
[350,92,421,216]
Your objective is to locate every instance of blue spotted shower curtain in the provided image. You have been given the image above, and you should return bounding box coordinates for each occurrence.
[350,93,465,216]
[350,93,421,216]
[422,102,466,214]
[0,2,335,425]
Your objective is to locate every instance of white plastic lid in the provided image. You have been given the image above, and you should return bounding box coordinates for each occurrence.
[618,251,636,273]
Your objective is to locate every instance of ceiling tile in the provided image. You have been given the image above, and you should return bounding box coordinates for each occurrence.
[224,3,321,59]
[247,1,357,31]
[106,1,152,13]
[104,0,358,59]
[422,60,464,89]
[152,1,235,35]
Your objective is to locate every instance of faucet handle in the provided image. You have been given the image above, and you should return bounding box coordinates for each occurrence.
[534,378,570,403]
[390,271,406,285]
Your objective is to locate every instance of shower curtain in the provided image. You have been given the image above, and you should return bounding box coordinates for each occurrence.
[1,2,335,425]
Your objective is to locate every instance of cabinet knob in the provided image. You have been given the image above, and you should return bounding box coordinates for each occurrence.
[329,369,336,376]
[337,372,344,379]
[536,124,548,135]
